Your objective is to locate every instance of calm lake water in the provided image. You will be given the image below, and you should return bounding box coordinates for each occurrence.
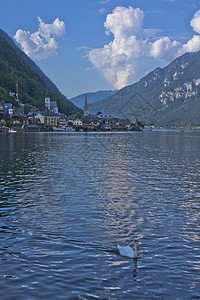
[0,130,200,299]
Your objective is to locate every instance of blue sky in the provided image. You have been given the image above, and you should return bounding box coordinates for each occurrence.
[1,0,200,98]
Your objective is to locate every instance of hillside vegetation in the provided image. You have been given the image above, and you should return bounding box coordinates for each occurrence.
[0,31,78,115]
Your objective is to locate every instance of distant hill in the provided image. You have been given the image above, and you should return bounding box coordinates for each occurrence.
[0,29,81,115]
[70,90,115,108]
[89,51,200,127]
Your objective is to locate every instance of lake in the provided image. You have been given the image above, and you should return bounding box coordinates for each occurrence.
[0,130,200,299]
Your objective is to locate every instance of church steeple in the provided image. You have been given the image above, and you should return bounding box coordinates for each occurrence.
[84,94,89,116]
[45,93,51,110]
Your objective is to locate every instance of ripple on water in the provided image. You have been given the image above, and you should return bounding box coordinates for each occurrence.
[0,132,200,299]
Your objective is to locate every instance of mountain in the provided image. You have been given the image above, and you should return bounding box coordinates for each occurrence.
[0,29,81,115]
[70,90,115,108]
[89,51,200,127]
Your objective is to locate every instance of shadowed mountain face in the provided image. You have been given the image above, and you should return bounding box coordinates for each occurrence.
[0,29,81,115]
[89,51,200,127]
[70,90,115,108]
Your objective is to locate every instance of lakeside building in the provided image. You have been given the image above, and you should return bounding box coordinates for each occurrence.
[71,96,138,131]
[35,113,45,124]
[73,119,83,127]
[0,100,13,116]
[45,94,58,114]
[0,100,26,126]
[0,92,143,132]
[67,115,75,127]
[50,101,58,114]
[45,94,51,110]
[0,93,67,131]
[27,107,41,118]
[44,111,60,128]
[4,103,13,115]
[59,115,68,127]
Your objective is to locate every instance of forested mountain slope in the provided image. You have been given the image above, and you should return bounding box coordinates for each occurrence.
[0,29,80,115]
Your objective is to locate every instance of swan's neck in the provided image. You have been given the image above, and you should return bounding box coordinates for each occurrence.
[133,243,138,257]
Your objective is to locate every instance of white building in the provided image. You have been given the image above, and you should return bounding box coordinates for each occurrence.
[45,94,51,111]
[73,119,82,126]
[45,94,58,114]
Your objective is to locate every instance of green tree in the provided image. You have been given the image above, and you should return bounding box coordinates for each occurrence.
[6,120,13,128]
[74,112,82,119]
[23,104,31,115]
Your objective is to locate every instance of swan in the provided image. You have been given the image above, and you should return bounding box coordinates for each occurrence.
[117,240,138,258]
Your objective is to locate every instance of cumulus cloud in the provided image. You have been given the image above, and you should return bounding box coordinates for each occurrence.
[190,9,200,34]
[104,6,144,38]
[14,17,65,60]
[182,35,200,52]
[150,37,181,60]
[88,6,147,89]
[88,6,200,90]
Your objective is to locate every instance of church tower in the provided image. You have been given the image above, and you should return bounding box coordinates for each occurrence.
[84,94,89,116]
[45,94,51,110]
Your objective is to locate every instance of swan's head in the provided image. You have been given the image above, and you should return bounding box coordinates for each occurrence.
[134,239,137,244]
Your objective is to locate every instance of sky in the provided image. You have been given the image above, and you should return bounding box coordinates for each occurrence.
[1,0,200,98]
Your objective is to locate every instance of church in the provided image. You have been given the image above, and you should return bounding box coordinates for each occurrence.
[84,94,89,116]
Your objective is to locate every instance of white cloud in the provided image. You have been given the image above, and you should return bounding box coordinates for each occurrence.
[150,37,181,60]
[99,0,110,4]
[182,35,200,52]
[99,8,107,14]
[87,6,200,90]
[14,17,65,60]
[88,6,146,89]
[104,6,144,38]
[190,9,200,34]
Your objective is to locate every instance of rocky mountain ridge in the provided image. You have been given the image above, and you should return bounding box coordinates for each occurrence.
[89,51,200,127]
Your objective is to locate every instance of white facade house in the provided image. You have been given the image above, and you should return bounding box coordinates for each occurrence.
[4,103,13,115]
[73,119,82,126]
[59,117,67,127]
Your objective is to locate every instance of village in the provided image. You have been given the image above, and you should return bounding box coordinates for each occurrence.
[0,94,144,132]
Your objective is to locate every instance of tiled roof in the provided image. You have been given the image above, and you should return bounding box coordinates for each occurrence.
[50,101,58,108]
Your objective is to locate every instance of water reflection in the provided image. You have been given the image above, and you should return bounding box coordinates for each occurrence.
[133,258,138,280]
[0,131,200,299]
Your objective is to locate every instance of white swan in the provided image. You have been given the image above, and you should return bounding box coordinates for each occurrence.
[117,240,138,258]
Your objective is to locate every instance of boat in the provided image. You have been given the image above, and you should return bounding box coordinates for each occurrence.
[8,128,17,133]
[65,127,75,132]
